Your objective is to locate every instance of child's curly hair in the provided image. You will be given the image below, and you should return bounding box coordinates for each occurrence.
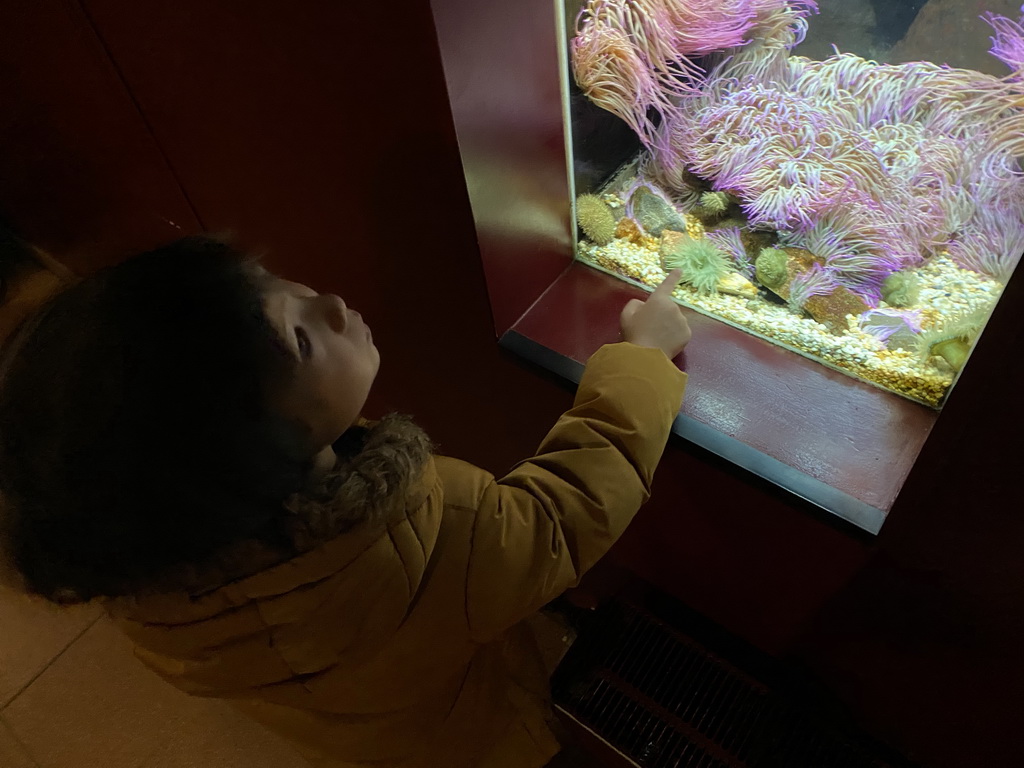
[0,236,311,603]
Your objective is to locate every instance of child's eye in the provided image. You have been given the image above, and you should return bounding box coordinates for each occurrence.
[295,327,312,359]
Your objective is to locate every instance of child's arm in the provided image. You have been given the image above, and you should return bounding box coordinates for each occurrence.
[461,272,689,642]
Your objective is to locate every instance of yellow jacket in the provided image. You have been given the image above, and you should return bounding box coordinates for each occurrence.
[107,343,687,767]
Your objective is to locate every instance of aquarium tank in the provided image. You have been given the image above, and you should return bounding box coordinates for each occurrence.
[565,0,1024,407]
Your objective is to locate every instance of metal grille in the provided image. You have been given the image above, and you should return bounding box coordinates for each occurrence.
[552,602,908,768]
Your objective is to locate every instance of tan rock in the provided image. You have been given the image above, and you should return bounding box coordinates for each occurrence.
[794,0,877,61]
[804,287,871,333]
[782,246,821,272]
[716,271,759,298]
[740,229,775,259]
[888,0,1021,77]
[615,217,646,245]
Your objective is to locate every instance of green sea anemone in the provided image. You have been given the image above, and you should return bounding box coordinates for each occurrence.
[916,306,990,372]
[576,194,616,245]
[755,247,789,289]
[881,271,921,307]
[661,237,731,294]
[695,191,731,220]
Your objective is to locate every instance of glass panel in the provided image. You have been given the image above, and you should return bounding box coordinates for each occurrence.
[564,0,1024,408]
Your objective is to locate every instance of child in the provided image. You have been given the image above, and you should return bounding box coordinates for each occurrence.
[0,235,689,768]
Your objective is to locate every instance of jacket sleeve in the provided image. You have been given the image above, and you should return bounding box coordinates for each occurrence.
[463,342,686,642]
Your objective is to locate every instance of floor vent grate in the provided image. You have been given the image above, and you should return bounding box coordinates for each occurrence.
[551,601,911,768]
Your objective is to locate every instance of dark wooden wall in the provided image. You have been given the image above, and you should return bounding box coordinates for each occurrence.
[1,2,1021,766]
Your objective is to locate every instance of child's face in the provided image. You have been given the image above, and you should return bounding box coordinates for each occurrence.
[262,276,380,454]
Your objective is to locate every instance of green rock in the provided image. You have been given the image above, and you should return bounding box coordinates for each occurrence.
[632,186,688,237]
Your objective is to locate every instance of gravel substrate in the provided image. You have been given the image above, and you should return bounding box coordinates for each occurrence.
[578,225,1004,408]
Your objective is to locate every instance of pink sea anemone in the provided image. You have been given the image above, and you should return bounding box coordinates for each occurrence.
[705,225,755,276]
[787,263,836,312]
[570,0,771,146]
[984,5,1024,79]
[572,0,1024,293]
[570,24,671,145]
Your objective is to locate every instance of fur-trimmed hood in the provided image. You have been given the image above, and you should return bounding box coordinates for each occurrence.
[284,414,434,550]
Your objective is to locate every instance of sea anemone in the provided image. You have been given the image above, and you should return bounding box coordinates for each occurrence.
[705,225,754,276]
[576,194,617,245]
[946,215,1024,283]
[944,155,1024,282]
[825,250,902,305]
[881,271,920,307]
[661,237,732,293]
[984,6,1024,79]
[724,0,819,82]
[571,0,819,147]
[570,0,748,147]
[682,49,1022,290]
[696,190,731,219]
[573,0,1024,303]
[755,247,789,289]
[787,263,835,312]
[570,25,671,146]
[860,308,923,350]
[915,306,991,371]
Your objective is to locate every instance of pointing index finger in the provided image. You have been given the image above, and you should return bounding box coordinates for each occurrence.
[650,268,683,300]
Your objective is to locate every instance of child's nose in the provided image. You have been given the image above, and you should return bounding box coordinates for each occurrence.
[321,294,347,333]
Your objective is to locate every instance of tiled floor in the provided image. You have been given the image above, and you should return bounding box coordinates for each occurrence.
[0,587,588,767]
[0,586,308,768]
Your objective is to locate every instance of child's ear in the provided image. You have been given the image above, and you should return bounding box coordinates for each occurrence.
[309,445,339,481]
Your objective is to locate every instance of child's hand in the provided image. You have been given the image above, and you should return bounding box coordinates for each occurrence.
[620,269,691,359]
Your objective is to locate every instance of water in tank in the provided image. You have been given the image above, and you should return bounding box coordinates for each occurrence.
[564,0,1024,407]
